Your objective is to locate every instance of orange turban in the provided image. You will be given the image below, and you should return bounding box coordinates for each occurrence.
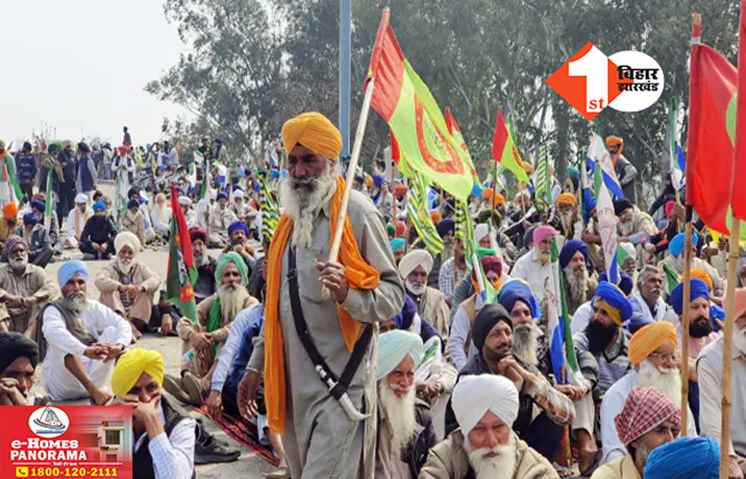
[556,192,577,208]
[3,202,17,220]
[482,188,494,201]
[690,269,713,292]
[493,192,506,207]
[606,135,624,153]
[628,321,678,366]
[430,210,442,224]
[281,112,342,161]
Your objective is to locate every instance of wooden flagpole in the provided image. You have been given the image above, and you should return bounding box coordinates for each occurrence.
[328,78,376,263]
[721,218,739,478]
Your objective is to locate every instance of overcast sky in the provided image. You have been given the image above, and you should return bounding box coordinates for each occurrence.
[1,0,192,147]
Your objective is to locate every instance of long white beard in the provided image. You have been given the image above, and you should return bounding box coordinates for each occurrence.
[379,383,417,453]
[218,284,250,320]
[405,279,426,297]
[116,258,134,275]
[465,435,517,479]
[638,360,682,406]
[279,167,337,250]
[63,293,89,317]
[9,256,28,273]
[564,264,589,304]
[560,211,575,232]
[512,323,540,367]
[153,205,170,223]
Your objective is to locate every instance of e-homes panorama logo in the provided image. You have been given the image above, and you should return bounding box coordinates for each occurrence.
[546,42,664,121]
[28,406,70,438]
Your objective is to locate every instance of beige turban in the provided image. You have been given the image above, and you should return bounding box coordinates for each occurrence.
[114,231,141,253]
[452,374,519,435]
[398,249,433,278]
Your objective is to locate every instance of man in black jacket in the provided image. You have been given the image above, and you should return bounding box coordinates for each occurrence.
[15,142,37,203]
[376,330,437,478]
[55,141,77,222]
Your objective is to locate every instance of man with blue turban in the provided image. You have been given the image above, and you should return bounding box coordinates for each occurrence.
[643,437,720,479]
[225,220,255,273]
[21,211,54,268]
[375,330,436,478]
[573,281,633,472]
[175,251,258,406]
[39,260,132,404]
[79,200,117,260]
[560,239,597,315]
[497,279,543,369]
[659,231,723,296]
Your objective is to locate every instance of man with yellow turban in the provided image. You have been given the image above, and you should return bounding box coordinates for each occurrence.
[237,112,405,478]
[599,321,697,465]
[551,191,583,241]
[605,135,638,202]
[112,348,196,479]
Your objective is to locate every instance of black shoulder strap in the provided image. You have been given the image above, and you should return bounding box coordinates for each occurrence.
[287,246,372,399]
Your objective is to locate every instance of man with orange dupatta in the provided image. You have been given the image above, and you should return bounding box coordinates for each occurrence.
[238,112,405,478]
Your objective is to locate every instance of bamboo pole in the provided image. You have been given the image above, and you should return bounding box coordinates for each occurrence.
[721,218,740,478]
[679,206,693,435]
[328,78,376,263]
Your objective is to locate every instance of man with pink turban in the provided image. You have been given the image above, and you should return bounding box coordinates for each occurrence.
[697,287,746,477]
[510,225,558,306]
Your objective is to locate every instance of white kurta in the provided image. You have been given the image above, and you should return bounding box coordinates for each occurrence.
[41,300,132,401]
[510,249,553,304]
[600,369,697,464]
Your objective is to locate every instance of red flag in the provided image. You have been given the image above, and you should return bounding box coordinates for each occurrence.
[686,42,737,233]
[491,110,529,183]
[170,185,194,270]
[734,0,746,219]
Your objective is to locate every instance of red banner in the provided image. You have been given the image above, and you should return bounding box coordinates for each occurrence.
[0,406,133,478]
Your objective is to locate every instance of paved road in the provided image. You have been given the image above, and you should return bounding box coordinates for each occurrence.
[37,184,276,478]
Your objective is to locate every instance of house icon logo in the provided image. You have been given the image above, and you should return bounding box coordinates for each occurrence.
[28,407,70,438]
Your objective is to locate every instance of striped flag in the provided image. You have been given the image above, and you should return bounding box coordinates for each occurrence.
[533,145,552,213]
[455,199,475,265]
[44,171,56,228]
[548,236,582,384]
[587,133,625,200]
[667,98,686,192]
[597,172,620,284]
[662,263,680,296]
[407,172,444,256]
[258,175,279,244]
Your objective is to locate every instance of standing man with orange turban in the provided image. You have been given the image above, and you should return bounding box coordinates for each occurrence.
[605,136,638,202]
[238,112,405,478]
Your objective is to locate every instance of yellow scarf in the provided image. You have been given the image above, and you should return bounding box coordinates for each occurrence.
[264,176,380,432]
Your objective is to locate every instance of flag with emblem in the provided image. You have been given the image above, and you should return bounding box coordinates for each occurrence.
[491,110,530,184]
[368,9,474,201]
[407,171,444,256]
[167,185,198,323]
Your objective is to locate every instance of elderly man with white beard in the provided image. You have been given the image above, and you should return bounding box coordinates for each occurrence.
[697,287,746,477]
[600,321,697,464]
[496,279,544,370]
[399,249,450,338]
[96,232,161,339]
[421,374,559,479]
[176,251,257,406]
[237,112,404,479]
[376,330,437,478]
[0,236,58,339]
[39,260,132,405]
[550,192,583,241]
[559,239,597,315]
[64,193,92,249]
[511,225,558,306]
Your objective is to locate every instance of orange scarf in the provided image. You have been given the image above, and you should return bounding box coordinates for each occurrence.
[264,176,380,432]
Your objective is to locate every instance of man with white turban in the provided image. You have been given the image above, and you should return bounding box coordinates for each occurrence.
[600,322,696,465]
[95,232,161,339]
[39,260,132,404]
[64,193,91,249]
[420,374,559,478]
[112,348,196,479]
[375,330,436,478]
[399,249,450,337]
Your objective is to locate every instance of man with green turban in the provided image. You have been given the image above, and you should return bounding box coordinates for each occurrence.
[174,251,257,406]
[112,348,196,479]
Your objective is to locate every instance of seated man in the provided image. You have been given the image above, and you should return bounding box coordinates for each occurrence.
[628,265,670,332]
[445,304,574,462]
[643,436,721,479]
[614,199,657,248]
[208,192,237,247]
[95,232,161,338]
[120,199,146,245]
[39,260,132,404]
[510,225,558,306]
[421,374,559,478]
[79,201,117,260]
[697,287,746,477]
[176,252,257,405]
[398,249,450,337]
[64,193,91,249]
[190,227,217,303]
[111,348,196,479]
[0,332,40,405]
[600,322,696,464]
[150,193,172,240]
[21,212,54,268]
[592,387,680,479]
[559,239,596,315]
[224,221,255,273]
[0,236,58,339]
[0,202,19,251]
[376,330,437,478]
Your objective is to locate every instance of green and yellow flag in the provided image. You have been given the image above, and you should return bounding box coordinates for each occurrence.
[368,9,473,201]
[407,172,444,256]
